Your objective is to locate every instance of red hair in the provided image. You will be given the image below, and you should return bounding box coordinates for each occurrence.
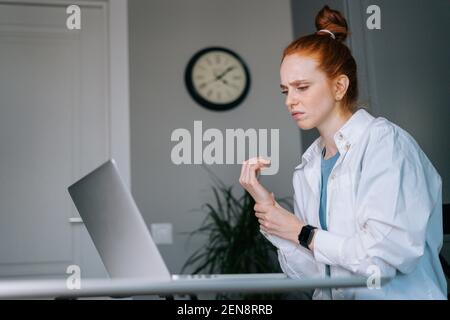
[282,5,359,113]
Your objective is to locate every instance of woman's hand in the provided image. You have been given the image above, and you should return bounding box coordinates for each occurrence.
[239,157,273,205]
[254,196,305,245]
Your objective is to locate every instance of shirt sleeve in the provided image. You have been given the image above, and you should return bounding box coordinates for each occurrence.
[312,123,441,277]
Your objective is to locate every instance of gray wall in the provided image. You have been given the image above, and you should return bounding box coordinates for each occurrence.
[291,0,450,203]
[129,0,300,273]
[361,0,450,203]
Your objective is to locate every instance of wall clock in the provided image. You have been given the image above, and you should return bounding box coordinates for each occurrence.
[185,47,251,111]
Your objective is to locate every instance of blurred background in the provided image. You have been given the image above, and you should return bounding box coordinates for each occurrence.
[0,0,448,296]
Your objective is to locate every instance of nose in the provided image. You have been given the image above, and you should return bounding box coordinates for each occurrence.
[285,90,298,110]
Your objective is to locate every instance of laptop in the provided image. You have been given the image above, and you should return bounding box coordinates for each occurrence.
[67,159,286,282]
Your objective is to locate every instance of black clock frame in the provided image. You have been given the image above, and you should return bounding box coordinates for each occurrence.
[184,47,251,112]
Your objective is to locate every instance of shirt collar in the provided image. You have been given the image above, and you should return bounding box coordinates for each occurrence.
[295,108,375,170]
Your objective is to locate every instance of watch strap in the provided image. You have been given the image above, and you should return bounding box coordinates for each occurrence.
[298,225,317,250]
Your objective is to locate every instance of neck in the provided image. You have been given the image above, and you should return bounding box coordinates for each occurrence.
[317,106,352,159]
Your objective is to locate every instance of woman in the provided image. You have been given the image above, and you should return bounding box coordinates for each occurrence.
[239,5,446,299]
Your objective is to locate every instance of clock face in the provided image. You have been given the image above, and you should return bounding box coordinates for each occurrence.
[185,47,250,111]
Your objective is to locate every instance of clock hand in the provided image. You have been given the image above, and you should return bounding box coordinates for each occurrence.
[200,73,222,87]
[215,66,236,81]
[199,66,236,90]
[220,78,238,90]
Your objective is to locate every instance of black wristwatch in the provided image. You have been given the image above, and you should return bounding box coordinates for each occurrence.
[298,225,317,250]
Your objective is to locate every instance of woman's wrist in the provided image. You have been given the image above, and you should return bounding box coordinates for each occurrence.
[253,191,275,206]
[291,219,305,245]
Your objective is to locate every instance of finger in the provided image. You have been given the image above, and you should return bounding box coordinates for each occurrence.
[256,160,269,179]
[248,161,261,180]
[254,203,270,212]
[249,160,270,180]
[258,157,271,164]
[239,160,247,184]
[248,157,270,165]
[246,159,254,184]
[254,212,265,219]
[270,192,278,206]
[250,161,270,174]
[258,219,269,228]
[248,158,270,174]
[262,219,272,229]
[257,157,271,169]
[242,160,251,185]
[247,157,260,165]
[260,225,270,234]
[248,163,261,184]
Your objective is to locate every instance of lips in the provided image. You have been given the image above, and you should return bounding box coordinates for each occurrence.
[291,111,305,119]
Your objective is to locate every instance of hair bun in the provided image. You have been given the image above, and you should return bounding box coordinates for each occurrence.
[315,5,349,42]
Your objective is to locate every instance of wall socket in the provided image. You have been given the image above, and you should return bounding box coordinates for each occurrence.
[150,223,173,244]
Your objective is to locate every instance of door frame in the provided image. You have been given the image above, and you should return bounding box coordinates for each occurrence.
[0,0,130,278]
[0,0,131,186]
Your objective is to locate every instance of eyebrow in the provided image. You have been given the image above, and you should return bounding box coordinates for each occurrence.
[280,80,310,89]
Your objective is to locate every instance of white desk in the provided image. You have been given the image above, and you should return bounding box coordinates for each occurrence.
[0,274,386,299]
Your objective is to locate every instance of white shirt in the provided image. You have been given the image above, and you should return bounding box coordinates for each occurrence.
[264,108,447,299]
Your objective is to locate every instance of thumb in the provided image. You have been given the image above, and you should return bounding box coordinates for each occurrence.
[271,192,281,208]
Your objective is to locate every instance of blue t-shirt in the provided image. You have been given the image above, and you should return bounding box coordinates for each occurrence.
[319,148,340,280]
[319,149,340,231]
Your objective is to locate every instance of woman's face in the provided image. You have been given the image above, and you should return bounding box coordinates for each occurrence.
[280,54,337,130]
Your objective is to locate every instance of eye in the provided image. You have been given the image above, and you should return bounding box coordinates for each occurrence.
[296,86,309,92]
[281,90,288,95]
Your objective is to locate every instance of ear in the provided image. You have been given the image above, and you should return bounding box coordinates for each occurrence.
[333,74,350,101]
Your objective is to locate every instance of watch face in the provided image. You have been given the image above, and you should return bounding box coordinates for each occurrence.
[185,47,250,111]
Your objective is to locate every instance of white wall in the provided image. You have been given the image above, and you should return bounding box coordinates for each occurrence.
[128,0,299,273]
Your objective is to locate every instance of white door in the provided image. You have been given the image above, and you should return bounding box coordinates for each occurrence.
[0,1,113,278]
